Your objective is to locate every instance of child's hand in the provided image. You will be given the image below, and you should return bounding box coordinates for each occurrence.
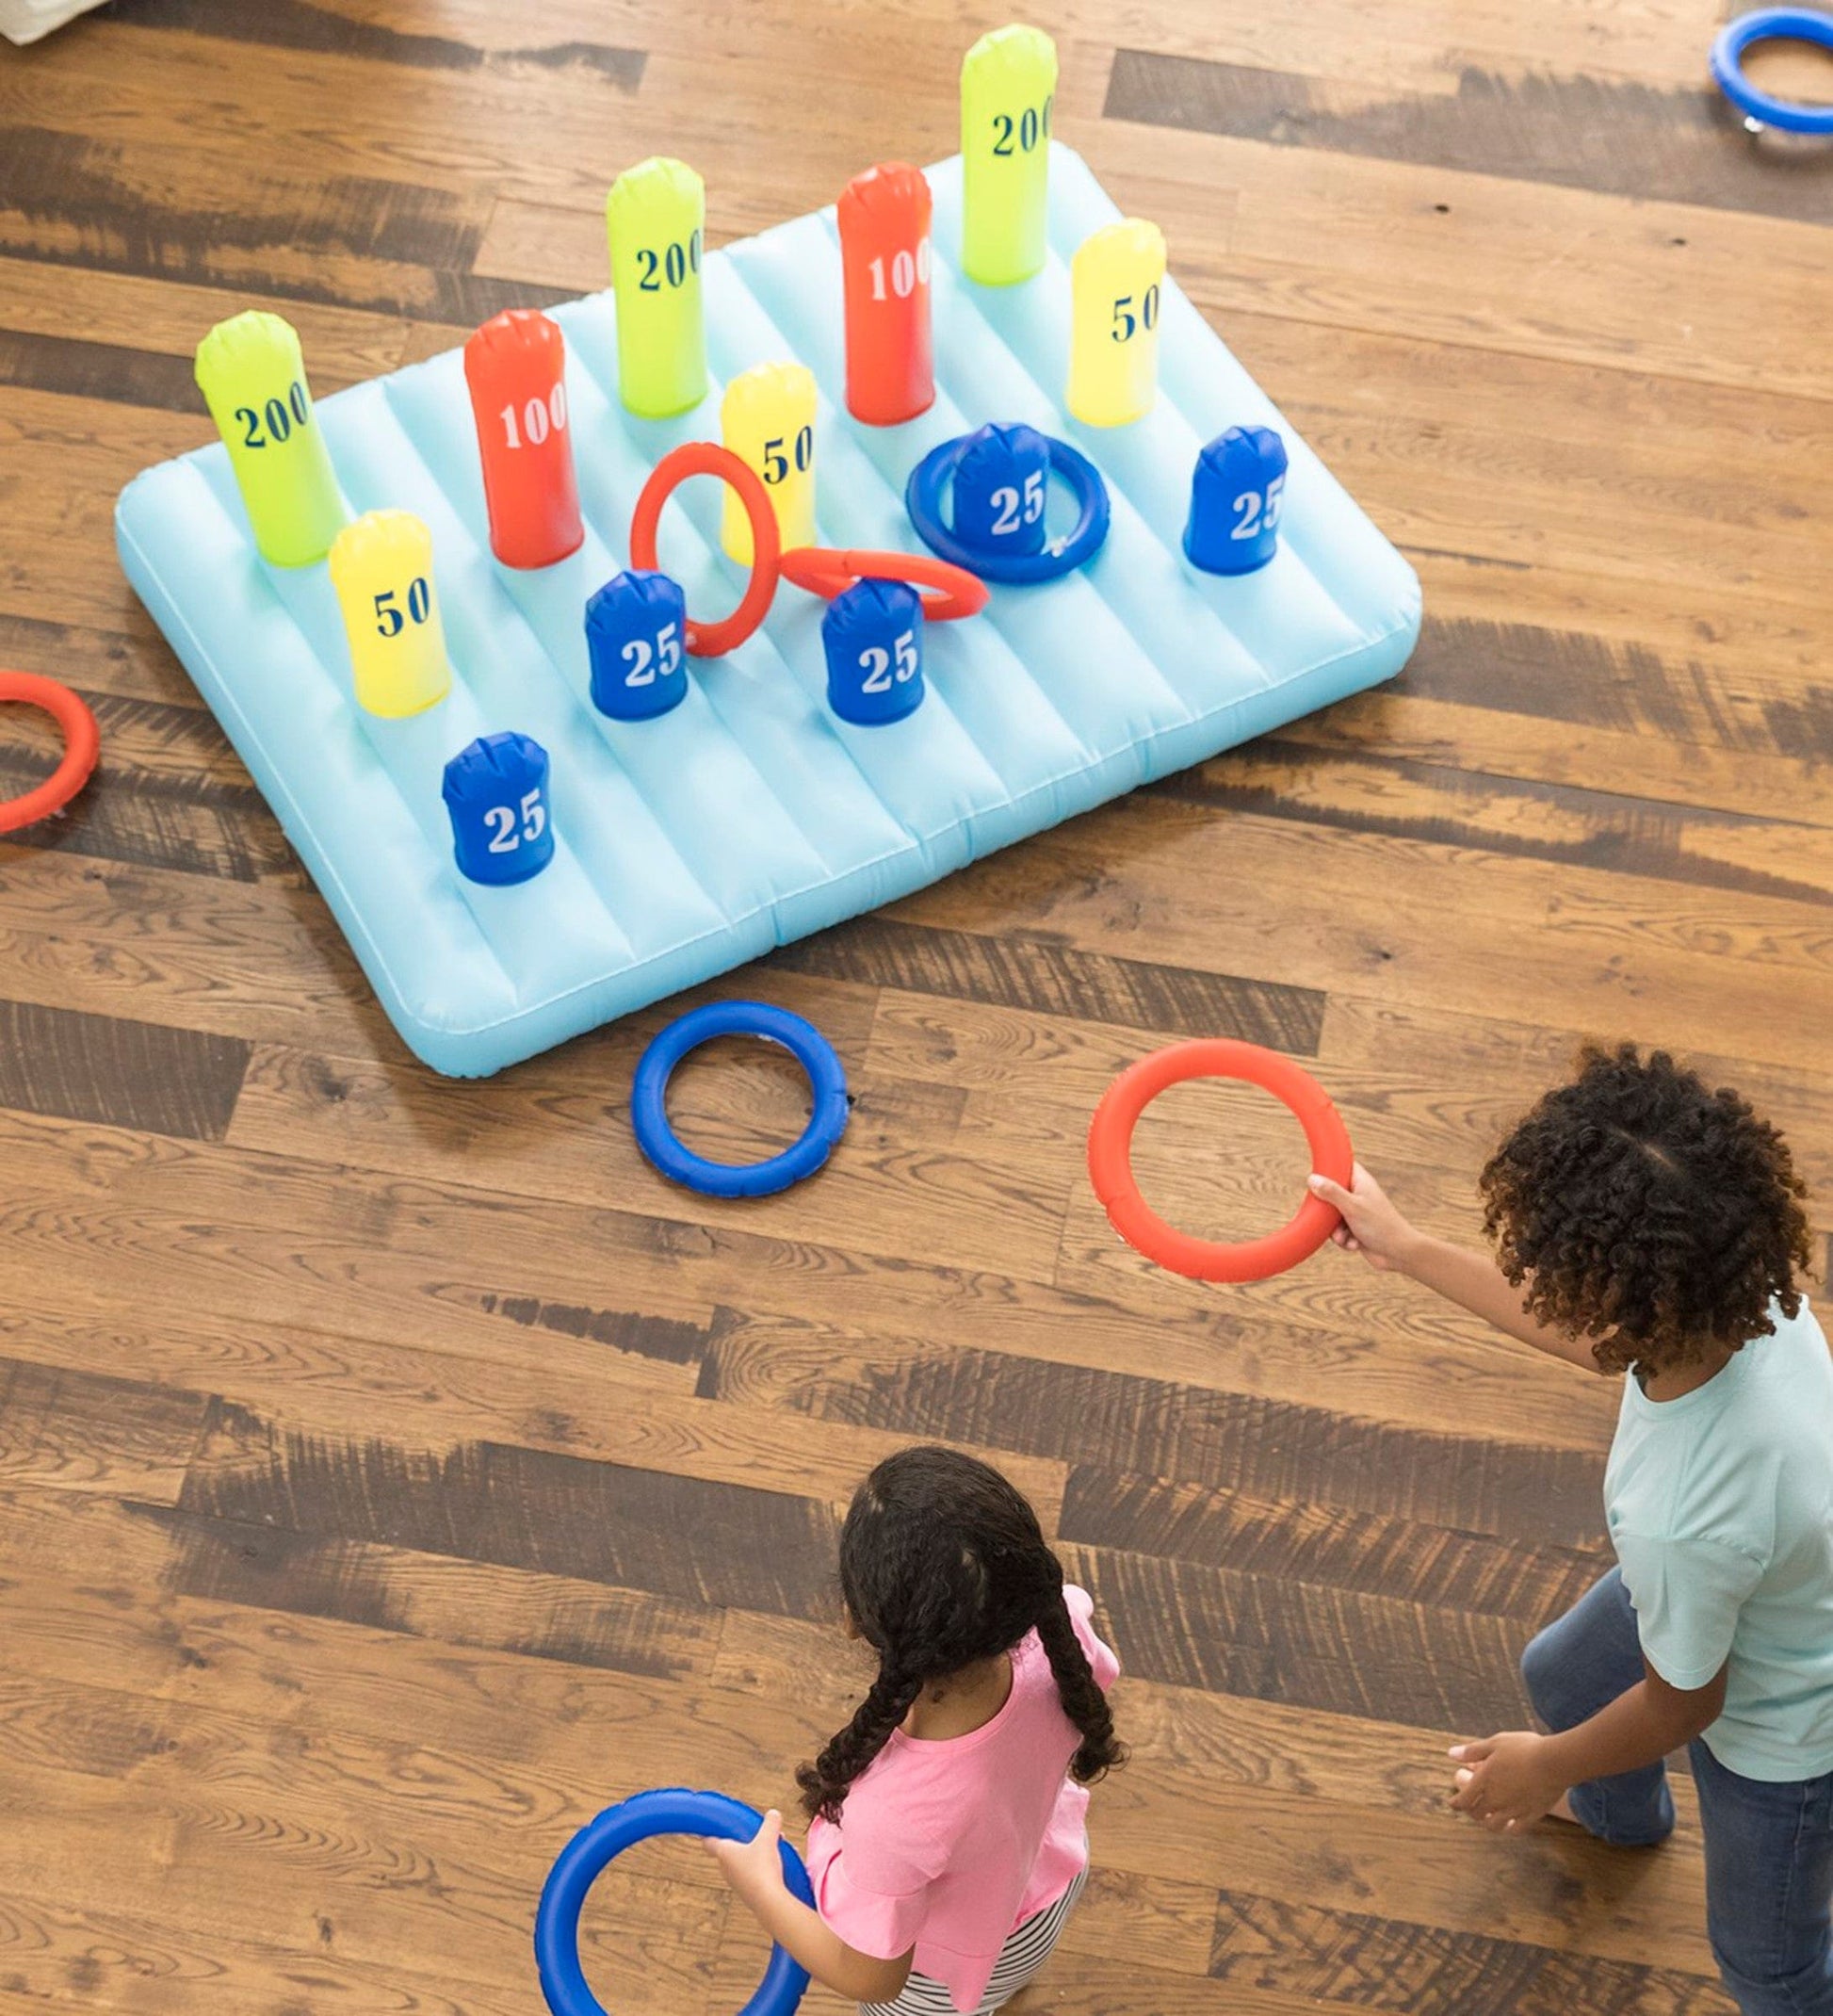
[704,1810,792,1912]
[1447,1733,1566,1830]
[1308,1163,1418,1273]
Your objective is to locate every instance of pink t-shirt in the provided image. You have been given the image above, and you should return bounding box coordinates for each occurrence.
[805,1585,1119,2014]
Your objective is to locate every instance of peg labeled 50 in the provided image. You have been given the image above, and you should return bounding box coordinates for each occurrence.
[328,511,452,718]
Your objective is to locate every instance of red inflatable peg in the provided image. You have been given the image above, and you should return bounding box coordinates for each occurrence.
[838,163,935,428]
[463,310,584,570]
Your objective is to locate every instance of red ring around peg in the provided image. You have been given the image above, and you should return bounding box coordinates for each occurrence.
[629,443,782,658]
[779,546,987,622]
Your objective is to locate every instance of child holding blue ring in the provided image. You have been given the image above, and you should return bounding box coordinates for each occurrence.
[705,1448,1125,2015]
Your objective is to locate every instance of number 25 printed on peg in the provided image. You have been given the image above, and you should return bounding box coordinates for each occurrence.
[1233,476,1286,541]
[858,627,919,694]
[620,622,682,689]
[989,470,1046,539]
[483,788,548,856]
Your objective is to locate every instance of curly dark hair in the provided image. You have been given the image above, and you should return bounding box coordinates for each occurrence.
[1479,1044,1813,1375]
[797,1446,1125,1823]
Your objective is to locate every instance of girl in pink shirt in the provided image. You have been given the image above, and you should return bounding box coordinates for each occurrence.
[706,1446,1125,2014]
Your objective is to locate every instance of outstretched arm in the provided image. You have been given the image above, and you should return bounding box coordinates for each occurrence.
[1308,1164,1602,1371]
[706,1813,915,2005]
[1448,1660,1727,1830]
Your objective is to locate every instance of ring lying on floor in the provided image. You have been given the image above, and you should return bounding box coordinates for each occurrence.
[0,672,101,835]
[905,432,1110,584]
[537,1788,814,2016]
[1088,1038,1354,1282]
[630,1000,850,1198]
[1710,8,1833,134]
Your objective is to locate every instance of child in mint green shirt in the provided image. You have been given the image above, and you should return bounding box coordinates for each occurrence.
[1312,1044,1830,2016]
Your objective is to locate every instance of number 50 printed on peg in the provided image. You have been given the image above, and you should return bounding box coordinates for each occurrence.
[328,511,453,719]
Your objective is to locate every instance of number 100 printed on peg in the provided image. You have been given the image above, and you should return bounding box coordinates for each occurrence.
[839,163,935,427]
[1067,219,1167,429]
[194,310,347,567]
[328,511,452,719]
[606,157,707,419]
[960,24,1058,285]
[464,311,583,570]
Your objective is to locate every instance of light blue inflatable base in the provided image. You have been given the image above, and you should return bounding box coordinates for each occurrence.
[117,147,1419,1078]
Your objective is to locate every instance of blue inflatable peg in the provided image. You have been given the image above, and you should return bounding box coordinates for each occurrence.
[951,422,1051,560]
[443,732,555,886]
[822,579,925,726]
[1184,426,1289,577]
[586,569,689,721]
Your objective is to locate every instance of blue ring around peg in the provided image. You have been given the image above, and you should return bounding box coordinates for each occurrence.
[1710,8,1833,133]
[905,432,1111,584]
[630,1001,850,1198]
[536,1788,814,2016]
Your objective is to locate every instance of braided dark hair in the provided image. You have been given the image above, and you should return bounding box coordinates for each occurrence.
[798,1446,1125,1823]
[1480,1043,1813,1376]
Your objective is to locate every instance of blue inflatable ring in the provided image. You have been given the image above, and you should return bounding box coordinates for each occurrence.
[905,433,1111,584]
[536,1788,815,2016]
[1711,8,1833,133]
[631,1001,849,1198]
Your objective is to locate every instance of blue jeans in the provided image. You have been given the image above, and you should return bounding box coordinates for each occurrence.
[1522,1569,1833,2014]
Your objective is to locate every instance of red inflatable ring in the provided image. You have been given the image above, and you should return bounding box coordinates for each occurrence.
[779,546,988,622]
[628,443,782,658]
[1088,1039,1354,1283]
[0,672,101,835]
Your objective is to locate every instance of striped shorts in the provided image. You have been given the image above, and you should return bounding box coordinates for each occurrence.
[859,1865,1088,2016]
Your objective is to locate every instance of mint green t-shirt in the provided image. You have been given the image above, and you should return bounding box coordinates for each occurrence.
[1606,1295,1833,1781]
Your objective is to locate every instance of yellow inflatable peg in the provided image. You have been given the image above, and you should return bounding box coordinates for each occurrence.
[721,362,817,563]
[1067,219,1167,428]
[606,157,708,418]
[328,511,452,719]
[960,24,1058,286]
[194,310,346,567]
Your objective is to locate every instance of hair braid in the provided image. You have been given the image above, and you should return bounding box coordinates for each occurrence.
[1034,1586,1127,1786]
[798,1446,1125,1822]
[797,1665,923,1824]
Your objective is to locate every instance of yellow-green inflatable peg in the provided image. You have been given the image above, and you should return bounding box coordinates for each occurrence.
[721,362,817,563]
[194,310,346,567]
[606,157,708,418]
[960,24,1058,285]
[328,511,452,719]
[1067,219,1167,428]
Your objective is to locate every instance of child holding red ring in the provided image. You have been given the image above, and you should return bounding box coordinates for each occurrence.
[706,1446,1124,2014]
[1311,1044,1830,2016]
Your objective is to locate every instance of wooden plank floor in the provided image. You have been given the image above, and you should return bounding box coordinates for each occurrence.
[2,3,1829,2012]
